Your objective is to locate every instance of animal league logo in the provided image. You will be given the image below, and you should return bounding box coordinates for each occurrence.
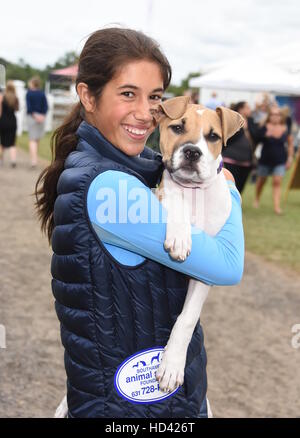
[114,347,179,404]
[291,324,300,349]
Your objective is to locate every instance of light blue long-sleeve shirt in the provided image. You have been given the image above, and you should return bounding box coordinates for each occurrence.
[87,170,244,286]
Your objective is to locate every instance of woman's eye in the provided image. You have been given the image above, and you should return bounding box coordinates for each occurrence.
[150,95,162,101]
[170,125,184,134]
[122,91,134,98]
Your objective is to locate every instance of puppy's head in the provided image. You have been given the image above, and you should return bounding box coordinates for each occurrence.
[151,96,244,184]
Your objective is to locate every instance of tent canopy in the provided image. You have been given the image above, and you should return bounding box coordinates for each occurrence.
[51,64,78,78]
[190,57,300,95]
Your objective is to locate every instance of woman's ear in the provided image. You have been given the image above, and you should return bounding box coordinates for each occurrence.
[77,83,96,113]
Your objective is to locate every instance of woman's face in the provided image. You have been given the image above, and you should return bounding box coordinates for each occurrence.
[269,107,282,124]
[86,60,164,156]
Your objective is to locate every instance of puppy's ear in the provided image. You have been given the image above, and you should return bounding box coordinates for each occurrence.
[216,106,245,146]
[160,96,191,120]
[151,96,191,125]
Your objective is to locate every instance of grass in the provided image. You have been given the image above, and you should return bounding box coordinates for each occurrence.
[17,132,300,273]
[242,167,300,273]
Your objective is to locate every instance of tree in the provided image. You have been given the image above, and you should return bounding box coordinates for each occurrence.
[0,51,79,88]
[47,51,79,71]
[167,72,202,96]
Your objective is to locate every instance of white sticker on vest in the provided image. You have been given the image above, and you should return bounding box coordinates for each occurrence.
[114,347,180,404]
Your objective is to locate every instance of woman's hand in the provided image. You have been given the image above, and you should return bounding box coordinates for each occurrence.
[33,112,46,124]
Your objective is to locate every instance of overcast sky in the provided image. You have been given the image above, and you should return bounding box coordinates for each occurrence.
[1,0,300,84]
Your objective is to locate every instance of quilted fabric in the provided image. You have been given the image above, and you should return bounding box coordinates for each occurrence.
[51,121,208,418]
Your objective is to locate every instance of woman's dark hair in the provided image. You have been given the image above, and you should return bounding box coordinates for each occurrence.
[35,27,172,242]
[233,101,247,113]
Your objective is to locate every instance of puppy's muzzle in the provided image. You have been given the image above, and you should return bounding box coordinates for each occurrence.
[183,145,202,163]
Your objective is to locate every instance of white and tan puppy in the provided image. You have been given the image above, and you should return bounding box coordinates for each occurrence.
[152,96,244,392]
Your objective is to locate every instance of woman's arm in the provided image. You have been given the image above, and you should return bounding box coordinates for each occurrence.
[87,171,244,286]
[41,93,48,114]
[26,92,32,114]
[250,124,266,145]
[286,134,294,169]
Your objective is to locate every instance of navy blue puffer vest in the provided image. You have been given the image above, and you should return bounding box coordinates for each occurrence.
[51,121,208,418]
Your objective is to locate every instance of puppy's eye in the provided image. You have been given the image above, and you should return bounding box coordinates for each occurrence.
[207,131,221,142]
[170,124,184,135]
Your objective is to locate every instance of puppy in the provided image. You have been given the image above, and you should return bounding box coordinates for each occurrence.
[152,96,244,392]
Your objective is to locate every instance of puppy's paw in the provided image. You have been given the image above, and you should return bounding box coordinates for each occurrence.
[156,347,186,393]
[164,223,192,261]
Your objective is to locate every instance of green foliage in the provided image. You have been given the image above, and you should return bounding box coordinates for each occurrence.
[0,57,47,87]
[0,51,79,88]
[167,72,202,96]
[45,51,79,71]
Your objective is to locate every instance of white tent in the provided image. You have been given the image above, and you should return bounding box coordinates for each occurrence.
[190,57,300,96]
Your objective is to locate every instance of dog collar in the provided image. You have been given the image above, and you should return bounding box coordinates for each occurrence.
[217,159,223,174]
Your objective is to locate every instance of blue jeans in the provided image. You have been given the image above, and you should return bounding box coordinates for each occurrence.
[257,163,286,177]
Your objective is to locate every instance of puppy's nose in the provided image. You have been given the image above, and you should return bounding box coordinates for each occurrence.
[183,145,202,162]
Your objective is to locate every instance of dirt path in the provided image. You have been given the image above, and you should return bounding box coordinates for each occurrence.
[0,149,299,418]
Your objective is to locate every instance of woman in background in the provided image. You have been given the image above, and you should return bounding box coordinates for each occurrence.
[26,76,48,168]
[254,105,294,214]
[0,81,19,168]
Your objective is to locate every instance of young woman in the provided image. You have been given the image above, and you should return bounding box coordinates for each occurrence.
[26,76,48,167]
[0,81,19,167]
[254,105,294,214]
[35,28,244,418]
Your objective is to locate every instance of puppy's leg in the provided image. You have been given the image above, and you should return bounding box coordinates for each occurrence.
[162,187,192,261]
[156,280,209,392]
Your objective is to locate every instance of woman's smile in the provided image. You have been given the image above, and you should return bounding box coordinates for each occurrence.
[122,123,150,141]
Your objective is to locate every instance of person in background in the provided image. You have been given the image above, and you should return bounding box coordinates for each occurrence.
[205,91,223,110]
[222,101,255,193]
[26,76,48,168]
[0,81,19,168]
[191,90,199,104]
[253,105,294,215]
[252,93,273,124]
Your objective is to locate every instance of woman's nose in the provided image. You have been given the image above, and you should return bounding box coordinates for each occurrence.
[134,99,153,122]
